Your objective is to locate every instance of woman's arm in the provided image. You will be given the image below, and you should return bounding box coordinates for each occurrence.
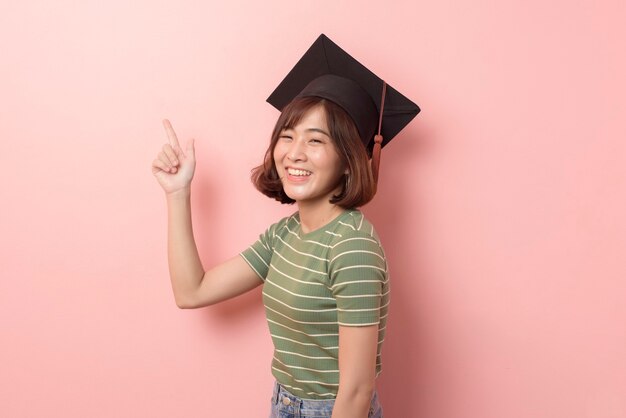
[166,188,262,309]
[331,324,379,418]
[154,119,262,309]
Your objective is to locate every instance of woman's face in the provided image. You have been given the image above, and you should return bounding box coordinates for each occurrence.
[273,105,346,207]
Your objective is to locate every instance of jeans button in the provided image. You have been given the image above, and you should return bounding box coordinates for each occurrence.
[282,396,291,406]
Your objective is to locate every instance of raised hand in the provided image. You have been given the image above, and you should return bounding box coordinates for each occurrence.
[152,119,196,195]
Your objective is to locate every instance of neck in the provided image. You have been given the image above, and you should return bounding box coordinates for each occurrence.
[297,201,345,234]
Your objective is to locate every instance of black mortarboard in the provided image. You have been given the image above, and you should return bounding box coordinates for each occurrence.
[267,34,420,152]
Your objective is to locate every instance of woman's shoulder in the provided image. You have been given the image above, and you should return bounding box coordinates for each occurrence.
[328,209,383,248]
[337,209,379,237]
[328,209,386,261]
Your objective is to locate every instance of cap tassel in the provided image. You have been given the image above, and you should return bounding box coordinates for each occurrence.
[371,81,387,187]
[372,134,383,184]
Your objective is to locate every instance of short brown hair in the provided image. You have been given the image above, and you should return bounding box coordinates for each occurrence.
[251,96,376,209]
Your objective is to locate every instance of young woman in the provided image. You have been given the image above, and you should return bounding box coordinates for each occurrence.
[151,34,419,418]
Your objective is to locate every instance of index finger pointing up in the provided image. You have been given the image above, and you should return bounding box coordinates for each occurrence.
[162,119,181,148]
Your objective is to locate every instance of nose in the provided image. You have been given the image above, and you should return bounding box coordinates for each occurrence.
[287,139,306,161]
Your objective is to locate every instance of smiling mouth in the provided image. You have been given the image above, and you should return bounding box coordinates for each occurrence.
[287,168,312,177]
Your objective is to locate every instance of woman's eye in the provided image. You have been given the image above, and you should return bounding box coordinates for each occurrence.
[279,135,293,141]
[309,138,323,144]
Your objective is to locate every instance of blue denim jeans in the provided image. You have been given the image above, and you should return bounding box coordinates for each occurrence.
[269,381,383,418]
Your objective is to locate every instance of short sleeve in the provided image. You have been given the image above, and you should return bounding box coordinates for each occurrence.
[239,221,280,281]
[328,233,387,326]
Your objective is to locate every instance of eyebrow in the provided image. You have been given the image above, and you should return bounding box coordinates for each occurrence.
[305,128,331,137]
[281,127,331,138]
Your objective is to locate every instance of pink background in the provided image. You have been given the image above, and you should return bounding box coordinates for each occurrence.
[1,1,625,417]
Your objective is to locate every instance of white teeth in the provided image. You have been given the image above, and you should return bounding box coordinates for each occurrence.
[287,168,311,176]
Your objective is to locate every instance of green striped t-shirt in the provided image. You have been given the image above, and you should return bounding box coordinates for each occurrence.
[240,209,389,399]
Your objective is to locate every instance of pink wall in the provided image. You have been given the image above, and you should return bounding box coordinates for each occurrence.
[1,1,625,417]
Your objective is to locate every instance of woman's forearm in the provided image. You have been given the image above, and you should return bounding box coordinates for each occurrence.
[166,187,205,308]
[331,387,373,418]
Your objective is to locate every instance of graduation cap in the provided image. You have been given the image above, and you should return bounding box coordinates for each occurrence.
[267,33,420,183]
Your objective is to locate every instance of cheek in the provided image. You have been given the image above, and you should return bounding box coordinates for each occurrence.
[312,150,342,172]
[273,144,285,162]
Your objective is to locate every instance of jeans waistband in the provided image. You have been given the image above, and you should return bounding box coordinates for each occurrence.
[272,381,338,405]
[271,381,381,413]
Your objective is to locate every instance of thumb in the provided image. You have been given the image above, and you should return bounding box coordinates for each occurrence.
[186,138,195,158]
